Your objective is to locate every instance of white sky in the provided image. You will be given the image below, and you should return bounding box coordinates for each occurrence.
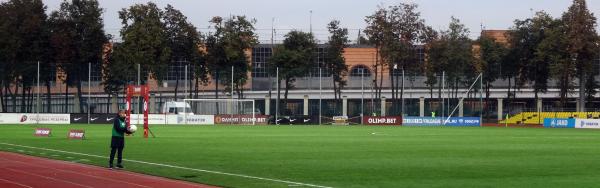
[41,0,600,43]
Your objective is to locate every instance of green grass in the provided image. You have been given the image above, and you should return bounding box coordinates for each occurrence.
[1,124,600,188]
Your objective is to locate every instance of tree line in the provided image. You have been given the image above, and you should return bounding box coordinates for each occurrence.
[0,0,599,114]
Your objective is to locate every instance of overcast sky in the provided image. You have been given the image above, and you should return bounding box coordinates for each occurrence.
[41,0,600,43]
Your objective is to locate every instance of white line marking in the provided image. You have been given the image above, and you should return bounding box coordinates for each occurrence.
[0,158,151,188]
[0,142,332,188]
[0,177,34,188]
[5,168,93,188]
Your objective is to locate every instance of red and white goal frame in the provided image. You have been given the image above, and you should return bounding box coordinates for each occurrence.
[126,85,149,138]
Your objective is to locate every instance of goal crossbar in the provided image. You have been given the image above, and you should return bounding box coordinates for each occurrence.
[183,98,256,125]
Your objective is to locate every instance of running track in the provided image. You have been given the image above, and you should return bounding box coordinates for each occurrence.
[0,151,218,188]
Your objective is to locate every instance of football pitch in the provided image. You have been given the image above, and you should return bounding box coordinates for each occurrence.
[1,124,600,188]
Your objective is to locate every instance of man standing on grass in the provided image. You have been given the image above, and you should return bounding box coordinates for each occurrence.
[109,109,129,169]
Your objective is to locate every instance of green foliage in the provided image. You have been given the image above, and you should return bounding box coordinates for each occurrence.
[427,17,474,94]
[49,0,107,88]
[269,31,317,109]
[0,0,50,89]
[326,20,349,100]
[562,0,599,107]
[115,2,170,84]
[163,5,206,98]
[205,15,258,98]
[364,3,432,99]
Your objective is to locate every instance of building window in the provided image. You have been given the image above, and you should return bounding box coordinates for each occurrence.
[252,47,272,78]
[310,47,331,77]
[350,65,371,77]
[90,63,102,81]
[167,63,193,81]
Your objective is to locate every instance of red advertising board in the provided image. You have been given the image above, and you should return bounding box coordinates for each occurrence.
[214,115,269,125]
[363,116,402,125]
[34,128,52,137]
[68,129,85,139]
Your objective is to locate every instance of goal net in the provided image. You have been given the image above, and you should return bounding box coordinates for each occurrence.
[183,99,256,125]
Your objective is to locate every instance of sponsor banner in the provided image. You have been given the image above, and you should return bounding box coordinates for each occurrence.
[363,116,402,125]
[177,115,215,125]
[332,116,349,125]
[68,129,85,139]
[403,117,480,126]
[272,115,314,125]
[0,113,70,124]
[403,117,443,126]
[443,117,481,126]
[543,118,575,128]
[214,115,269,125]
[575,119,600,129]
[0,113,21,124]
[71,114,116,124]
[34,128,52,137]
[130,114,175,125]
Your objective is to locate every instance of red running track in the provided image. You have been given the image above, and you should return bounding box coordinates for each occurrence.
[0,151,219,188]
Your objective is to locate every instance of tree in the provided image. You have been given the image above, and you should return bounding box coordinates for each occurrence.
[206,15,258,99]
[163,4,205,100]
[49,0,107,113]
[477,35,508,119]
[365,3,431,114]
[268,31,317,115]
[562,0,599,110]
[115,2,170,85]
[429,17,474,100]
[507,11,554,105]
[325,20,349,109]
[0,0,50,113]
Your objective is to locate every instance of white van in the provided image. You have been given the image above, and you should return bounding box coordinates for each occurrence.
[161,101,194,115]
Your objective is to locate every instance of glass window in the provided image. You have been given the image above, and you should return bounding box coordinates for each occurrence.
[252,47,272,78]
[350,65,371,77]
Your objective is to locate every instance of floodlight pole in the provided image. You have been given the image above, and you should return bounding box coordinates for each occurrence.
[402,67,405,116]
[231,66,234,98]
[441,71,445,126]
[137,64,141,124]
[319,68,322,125]
[276,67,279,125]
[88,62,91,124]
[480,73,483,126]
[361,68,364,124]
[36,61,39,124]
[185,65,188,99]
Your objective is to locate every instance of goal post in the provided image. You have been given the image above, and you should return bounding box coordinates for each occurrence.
[183,98,257,125]
[444,73,483,126]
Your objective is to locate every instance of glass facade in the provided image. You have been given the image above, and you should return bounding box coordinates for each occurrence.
[166,63,194,81]
[252,47,272,78]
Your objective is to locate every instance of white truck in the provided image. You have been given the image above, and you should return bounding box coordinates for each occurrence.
[161,101,194,115]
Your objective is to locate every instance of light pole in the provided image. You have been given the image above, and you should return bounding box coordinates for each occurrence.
[361,67,364,124]
[309,10,313,34]
[393,64,398,116]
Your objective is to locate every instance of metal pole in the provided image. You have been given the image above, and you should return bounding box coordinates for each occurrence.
[37,61,39,124]
[309,10,313,34]
[231,66,234,99]
[480,73,483,126]
[137,64,140,124]
[361,68,364,124]
[442,71,445,126]
[319,68,322,125]
[401,68,405,116]
[276,67,279,125]
[88,62,91,124]
[185,65,188,99]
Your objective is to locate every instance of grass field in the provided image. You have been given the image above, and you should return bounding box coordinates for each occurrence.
[1,124,600,188]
